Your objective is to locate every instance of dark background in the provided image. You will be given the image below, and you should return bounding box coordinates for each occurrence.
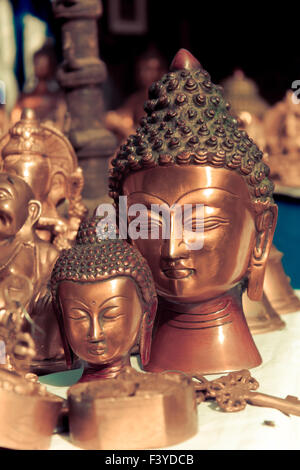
[10,0,300,108]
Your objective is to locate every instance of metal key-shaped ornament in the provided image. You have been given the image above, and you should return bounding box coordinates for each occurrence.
[203,370,300,416]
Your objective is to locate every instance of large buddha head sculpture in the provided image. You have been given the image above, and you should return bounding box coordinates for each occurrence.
[50,217,157,382]
[108,49,278,375]
[0,108,86,249]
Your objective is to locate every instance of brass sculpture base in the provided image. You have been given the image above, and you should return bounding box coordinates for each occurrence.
[144,291,262,376]
[243,293,286,335]
[0,370,63,450]
[264,245,300,315]
[68,367,198,450]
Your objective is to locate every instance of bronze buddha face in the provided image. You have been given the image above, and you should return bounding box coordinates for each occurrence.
[111,49,277,304]
[124,165,257,303]
[58,277,143,366]
[51,219,157,380]
[109,49,277,374]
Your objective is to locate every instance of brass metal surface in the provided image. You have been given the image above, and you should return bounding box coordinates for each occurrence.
[263,245,300,314]
[68,366,197,450]
[243,292,285,334]
[111,48,277,375]
[51,219,157,381]
[202,370,300,417]
[0,108,87,250]
[0,275,63,450]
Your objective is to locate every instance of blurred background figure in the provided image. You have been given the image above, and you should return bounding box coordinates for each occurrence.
[263,90,300,188]
[0,0,18,135]
[221,69,269,151]
[11,41,66,130]
[105,46,167,142]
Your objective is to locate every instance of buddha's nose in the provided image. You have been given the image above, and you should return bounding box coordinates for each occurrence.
[88,319,105,342]
[161,212,189,260]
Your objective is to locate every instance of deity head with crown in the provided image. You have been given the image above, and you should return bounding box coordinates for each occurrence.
[0,108,87,250]
[108,49,278,375]
[50,216,157,382]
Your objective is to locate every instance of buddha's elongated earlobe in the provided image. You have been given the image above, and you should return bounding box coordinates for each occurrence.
[140,298,158,366]
[54,295,73,368]
[247,205,278,301]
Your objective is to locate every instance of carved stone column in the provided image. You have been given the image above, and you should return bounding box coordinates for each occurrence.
[52,0,117,211]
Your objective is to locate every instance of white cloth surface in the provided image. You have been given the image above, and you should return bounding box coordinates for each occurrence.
[44,299,300,451]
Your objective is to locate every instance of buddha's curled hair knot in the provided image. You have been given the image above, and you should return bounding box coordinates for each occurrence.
[109,55,275,205]
[51,217,157,310]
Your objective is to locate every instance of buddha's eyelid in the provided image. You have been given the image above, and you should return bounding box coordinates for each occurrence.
[101,306,124,318]
[100,305,119,313]
[203,216,230,222]
[186,213,230,221]
[100,295,129,308]
[148,209,170,224]
[68,308,90,319]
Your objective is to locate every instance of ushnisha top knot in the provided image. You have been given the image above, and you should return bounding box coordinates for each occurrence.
[51,216,157,307]
[109,49,274,205]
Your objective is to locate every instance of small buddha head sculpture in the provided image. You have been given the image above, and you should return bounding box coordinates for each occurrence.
[50,217,157,374]
[109,49,278,304]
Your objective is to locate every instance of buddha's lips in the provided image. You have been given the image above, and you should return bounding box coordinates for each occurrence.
[162,268,195,279]
[87,343,106,355]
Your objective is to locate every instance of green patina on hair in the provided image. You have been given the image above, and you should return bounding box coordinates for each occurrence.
[109,66,274,204]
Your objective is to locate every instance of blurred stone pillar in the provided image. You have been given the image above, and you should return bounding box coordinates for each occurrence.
[52,0,117,212]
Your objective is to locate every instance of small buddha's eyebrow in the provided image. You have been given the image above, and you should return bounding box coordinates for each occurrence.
[63,298,90,310]
[100,296,129,308]
[63,296,130,309]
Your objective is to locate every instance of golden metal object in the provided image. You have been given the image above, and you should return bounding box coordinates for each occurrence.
[51,217,157,381]
[243,292,285,334]
[221,69,269,119]
[0,275,63,450]
[202,369,300,417]
[263,90,300,188]
[67,366,198,450]
[221,70,268,151]
[0,108,87,250]
[111,48,277,375]
[0,172,59,311]
[263,244,300,314]
[0,172,64,369]
[222,72,298,319]
[0,275,35,373]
